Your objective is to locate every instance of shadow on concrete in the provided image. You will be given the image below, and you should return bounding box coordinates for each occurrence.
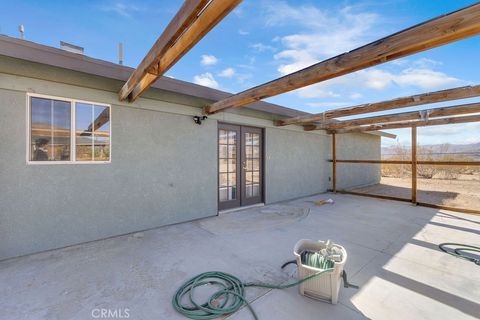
[437,211,480,225]
[379,269,480,318]
[428,220,480,235]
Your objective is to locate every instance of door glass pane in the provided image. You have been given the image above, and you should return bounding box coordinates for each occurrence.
[253,171,260,183]
[228,159,236,172]
[244,131,259,199]
[246,146,252,157]
[228,145,236,158]
[246,185,253,198]
[228,173,236,186]
[219,129,237,202]
[219,187,228,201]
[252,134,259,146]
[228,187,236,200]
[252,184,260,197]
[253,146,260,158]
[246,159,253,170]
[219,130,228,144]
[253,159,260,170]
[246,133,253,144]
[219,173,228,187]
[228,131,236,144]
[219,145,227,158]
[246,171,253,184]
[219,159,228,173]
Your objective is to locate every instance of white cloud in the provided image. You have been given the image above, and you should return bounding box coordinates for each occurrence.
[296,84,340,99]
[238,29,249,36]
[306,102,351,108]
[268,4,382,80]
[99,2,142,18]
[274,50,318,75]
[282,59,462,99]
[350,93,362,99]
[263,2,464,101]
[218,68,235,78]
[358,68,460,90]
[264,2,334,28]
[267,3,380,66]
[250,43,276,52]
[193,73,219,89]
[201,54,218,66]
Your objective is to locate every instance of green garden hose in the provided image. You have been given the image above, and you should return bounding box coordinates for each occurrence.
[439,243,480,265]
[172,267,334,320]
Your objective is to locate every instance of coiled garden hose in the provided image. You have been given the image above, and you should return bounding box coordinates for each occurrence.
[172,267,334,320]
[439,243,480,265]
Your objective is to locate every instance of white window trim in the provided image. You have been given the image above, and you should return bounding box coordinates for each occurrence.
[26,93,112,165]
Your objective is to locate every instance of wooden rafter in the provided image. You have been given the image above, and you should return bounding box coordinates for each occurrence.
[119,0,241,102]
[329,114,480,134]
[204,3,480,115]
[278,85,480,127]
[304,102,480,131]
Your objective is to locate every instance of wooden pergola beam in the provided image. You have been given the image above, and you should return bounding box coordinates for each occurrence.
[329,114,480,133]
[119,0,208,101]
[204,3,480,115]
[278,85,480,127]
[304,102,480,131]
[119,0,241,102]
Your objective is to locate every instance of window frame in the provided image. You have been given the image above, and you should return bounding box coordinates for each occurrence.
[26,93,112,165]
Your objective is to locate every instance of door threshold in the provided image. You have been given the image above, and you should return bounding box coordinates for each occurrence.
[219,203,265,214]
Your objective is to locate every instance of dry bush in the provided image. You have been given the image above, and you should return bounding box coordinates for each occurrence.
[382,142,478,180]
[417,146,437,179]
[382,142,411,178]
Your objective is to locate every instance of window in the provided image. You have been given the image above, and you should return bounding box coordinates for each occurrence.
[28,94,111,163]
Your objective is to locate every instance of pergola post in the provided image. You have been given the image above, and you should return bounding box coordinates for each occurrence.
[411,125,417,204]
[332,133,337,193]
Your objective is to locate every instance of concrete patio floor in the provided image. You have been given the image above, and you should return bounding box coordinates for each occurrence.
[1,194,479,320]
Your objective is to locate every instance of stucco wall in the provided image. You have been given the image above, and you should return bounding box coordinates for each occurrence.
[264,127,331,203]
[0,59,382,260]
[335,133,382,190]
[0,88,218,260]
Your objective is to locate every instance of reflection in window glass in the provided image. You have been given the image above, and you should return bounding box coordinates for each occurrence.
[76,103,110,161]
[30,97,71,161]
[93,106,110,161]
[30,96,109,163]
[76,103,93,161]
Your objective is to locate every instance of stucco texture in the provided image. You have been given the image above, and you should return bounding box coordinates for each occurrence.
[264,127,331,203]
[0,89,217,259]
[0,60,381,259]
[335,133,382,190]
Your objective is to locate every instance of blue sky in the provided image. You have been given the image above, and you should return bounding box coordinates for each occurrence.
[1,0,479,147]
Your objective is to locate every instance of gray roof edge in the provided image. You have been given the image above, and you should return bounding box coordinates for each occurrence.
[0,35,307,118]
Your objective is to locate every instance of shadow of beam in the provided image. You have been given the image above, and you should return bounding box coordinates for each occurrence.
[378,269,480,318]
[437,212,480,225]
[409,238,441,251]
[428,221,480,235]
